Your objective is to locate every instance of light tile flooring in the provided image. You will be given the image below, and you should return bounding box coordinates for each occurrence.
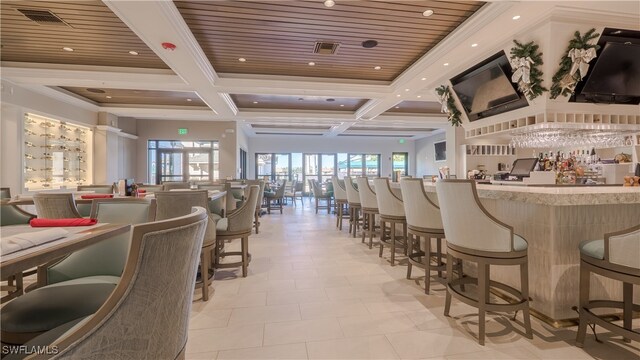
[187,202,639,360]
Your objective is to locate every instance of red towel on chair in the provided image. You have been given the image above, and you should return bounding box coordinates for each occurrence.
[30,218,98,227]
[80,194,114,199]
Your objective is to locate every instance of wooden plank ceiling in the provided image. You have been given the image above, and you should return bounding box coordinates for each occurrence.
[386,100,444,114]
[0,0,168,68]
[59,87,205,106]
[175,0,484,81]
[231,94,368,111]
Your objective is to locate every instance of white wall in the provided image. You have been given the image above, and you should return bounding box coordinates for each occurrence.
[236,124,249,178]
[247,135,416,179]
[134,119,237,182]
[416,126,465,177]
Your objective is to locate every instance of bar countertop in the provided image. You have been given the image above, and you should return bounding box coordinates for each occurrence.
[419,182,640,206]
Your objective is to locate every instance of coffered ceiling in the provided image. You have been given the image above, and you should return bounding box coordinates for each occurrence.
[2,1,636,139]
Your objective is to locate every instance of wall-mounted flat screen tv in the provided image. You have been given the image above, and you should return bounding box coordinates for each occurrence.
[573,28,640,105]
[450,51,529,122]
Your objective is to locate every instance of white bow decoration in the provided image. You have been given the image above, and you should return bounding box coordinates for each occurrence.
[568,48,597,79]
[510,56,533,84]
[436,88,450,114]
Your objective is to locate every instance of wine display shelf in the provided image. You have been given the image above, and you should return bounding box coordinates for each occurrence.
[465,111,640,139]
[23,113,92,191]
[465,145,516,156]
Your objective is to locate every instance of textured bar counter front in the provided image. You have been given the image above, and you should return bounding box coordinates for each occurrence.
[420,182,640,324]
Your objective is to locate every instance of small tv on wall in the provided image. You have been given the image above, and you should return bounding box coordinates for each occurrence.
[450,51,529,122]
[434,141,446,161]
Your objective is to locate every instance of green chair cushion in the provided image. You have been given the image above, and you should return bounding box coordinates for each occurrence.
[76,203,92,217]
[1,283,114,334]
[216,218,228,231]
[0,205,34,227]
[513,234,528,252]
[579,239,604,260]
[45,275,119,288]
[2,317,86,360]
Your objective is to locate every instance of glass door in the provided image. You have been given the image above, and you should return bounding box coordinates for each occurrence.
[274,153,291,182]
[348,154,363,177]
[188,151,211,181]
[158,150,184,183]
[392,152,408,181]
[304,154,319,193]
[320,154,336,185]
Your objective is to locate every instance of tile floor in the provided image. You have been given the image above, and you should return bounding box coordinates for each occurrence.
[187,201,639,360]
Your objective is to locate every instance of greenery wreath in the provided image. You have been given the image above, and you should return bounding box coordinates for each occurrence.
[509,40,547,100]
[550,28,600,99]
[435,85,462,127]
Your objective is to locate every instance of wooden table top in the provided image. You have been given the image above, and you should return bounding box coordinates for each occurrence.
[1,223,130,278]
[7,191,227,205]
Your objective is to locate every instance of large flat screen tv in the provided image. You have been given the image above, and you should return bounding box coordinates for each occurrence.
[450,51,528,122]
[573,28,640,104]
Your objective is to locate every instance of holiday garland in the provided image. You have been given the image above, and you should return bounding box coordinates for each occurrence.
[550,28,600,99]
[435,85,462,127]
[509,40,547,100]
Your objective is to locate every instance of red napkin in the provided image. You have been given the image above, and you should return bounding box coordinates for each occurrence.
[137,189,146,193]
[30,218,98,227]
[80,194,114,199]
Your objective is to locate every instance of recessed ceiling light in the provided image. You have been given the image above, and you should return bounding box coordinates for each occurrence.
[422,9,434,17]
[238,57,246,62]
[395,106,400,109]
[324,0,335,7]
[106,96,112,99]
[417,95,422,98]
[340,104,345,107]
[253,101,258,104]
[405,88,410,92]
[128,51,139,55]
[396,94,401,97]
[62,47,74,52]
[512,15,521,20]
[443,63,449,66]
[326,98,336,102]
[298,97,304,101]
[421,77,427,81]
[186,98,192,102]
[308,62,316,66]
[374,66,382,70]
[471,43,478,47]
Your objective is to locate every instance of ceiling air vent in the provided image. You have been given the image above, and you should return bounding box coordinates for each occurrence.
[313,41,340,55]
[16,8,71,26]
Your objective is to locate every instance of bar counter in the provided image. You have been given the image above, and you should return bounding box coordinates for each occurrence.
[419,182,640,325]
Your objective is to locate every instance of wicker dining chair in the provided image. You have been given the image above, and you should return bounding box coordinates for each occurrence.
[76,185,114,217]
[33,193,82,219]
[311,179,332,214]
[264,180,286,214]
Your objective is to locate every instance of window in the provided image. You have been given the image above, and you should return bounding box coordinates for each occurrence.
[392,152,409,181]
[337,153,380,178]
[239,148,247,179]
[256,153,273,180]
[147,140,218,184]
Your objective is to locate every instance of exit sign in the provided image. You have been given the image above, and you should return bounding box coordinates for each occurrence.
[398,138,406,144]
[178,128,188,135]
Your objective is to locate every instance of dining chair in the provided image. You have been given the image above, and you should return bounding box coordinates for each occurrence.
[311,179,332,214]
[332,176,349,231]
[3,207,208,359]
[245,180,265,233]
[162,181,190,191]
[400,178,451,294]
[197,183,226,217]
[436,179,532,345]
[576,224,640,347]
[356,177,378,249]
[216,185,260,277]
[264,180,286,214]
[1,199,157,344]
[374,178,407,266]
[284,180,298,206]
[344,177,361,238]
[136,184,164,193]
[33,193,82,219]
[1,187,12,199]
[154,190,217,301]
[76,185,114,217]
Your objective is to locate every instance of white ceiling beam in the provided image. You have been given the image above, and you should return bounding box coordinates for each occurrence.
[104,0,234,116]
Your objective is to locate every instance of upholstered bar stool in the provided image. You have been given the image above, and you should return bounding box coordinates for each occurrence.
[344,177,362,238]
[400,178,449,294]
[154,190,216,301]
[245,180,265,233]
[436,179,532,345]
[357,177,378,249]
[33,193,82,219]
[215,185,260,277]
[332,176,349,230]
[374,178,407,266]
[576,224,640,347]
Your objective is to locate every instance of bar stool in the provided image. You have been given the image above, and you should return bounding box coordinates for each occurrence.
[344,177,361,238]
[356,177,378,249]
[436,180,532,345]
[576,224,640,347]
[332,176,349,230]
[374,178,407,266]
[400,178,448,294]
